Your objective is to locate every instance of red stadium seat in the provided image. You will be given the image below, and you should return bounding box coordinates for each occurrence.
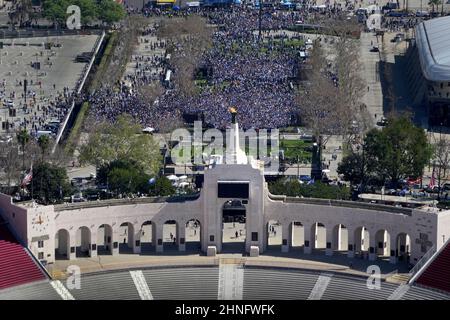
[416,242,450,293]
[0,223,46,290]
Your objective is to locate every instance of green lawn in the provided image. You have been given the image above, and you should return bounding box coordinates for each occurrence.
[280,139,313,163]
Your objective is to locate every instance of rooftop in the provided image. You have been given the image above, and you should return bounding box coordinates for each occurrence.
[415,15,450,82]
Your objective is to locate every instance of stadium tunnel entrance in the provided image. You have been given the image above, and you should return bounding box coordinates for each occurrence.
[222,199,246,253]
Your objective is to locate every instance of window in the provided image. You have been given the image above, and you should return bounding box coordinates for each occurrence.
[251,232,258,241]
[38,240,44,248]
[210,235,215,242]
[38,252,44,260]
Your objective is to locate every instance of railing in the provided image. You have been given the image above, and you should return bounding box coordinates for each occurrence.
[54,193,201,212]
[408,237,450,284]
[268,193,413,215]
[52,30,106,153]
[408,245,436,280]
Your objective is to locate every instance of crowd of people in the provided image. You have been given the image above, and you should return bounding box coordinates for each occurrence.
[89,7,318,130]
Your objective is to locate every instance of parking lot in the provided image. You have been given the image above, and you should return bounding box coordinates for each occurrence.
[0,34,100,138]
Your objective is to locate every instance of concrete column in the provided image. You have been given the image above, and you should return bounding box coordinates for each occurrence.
[369,235,377,261]
[132,226,141,254]
[389,236,397,264]
[281,223,290,253]
[69,232,76,261]
[177,222,186,252]
[155,223,164,253]
[326,228,333,256]
[112,231,119,256]
[89,233,97,258]
[303,224,311,254]
[347,229,355,258]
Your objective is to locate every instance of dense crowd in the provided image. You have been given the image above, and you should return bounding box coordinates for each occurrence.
[89,7,314,130]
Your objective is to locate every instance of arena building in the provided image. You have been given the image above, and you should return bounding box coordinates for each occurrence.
[406,15,450,126]
[1,115,450,269]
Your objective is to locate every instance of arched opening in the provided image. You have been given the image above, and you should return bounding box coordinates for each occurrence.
[97,224,113,255]
[55,229,70,260]
[375,229,390,259]
[291,221,304,249]
[185,219,201,251]
[332,224,348,252]
[396,233,411,263]
[222,199,246,252]
[354,226,370,258]
[76,226,91,258]
[311,222,327,251]
[163,220,178,251]
[140,221,154,254]
[119,222,134,254]
[266,220,282,251]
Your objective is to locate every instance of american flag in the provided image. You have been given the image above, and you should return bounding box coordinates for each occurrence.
[21,165,33,188]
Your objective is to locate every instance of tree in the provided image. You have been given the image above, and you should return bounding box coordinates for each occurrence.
[337,152,365,186]
[0,140,21,194]
[73,0,99,25]
[97,159,151,196]
[37,134,51,162]
[363,116,433,187]
[42,0,70,26]
[149,177,176,197]
[428,0,441,14]
[79,114,162,175]
[98,0,125,25]
[29,162,72,204]
[432,133,450,192]
[16,129,30,171]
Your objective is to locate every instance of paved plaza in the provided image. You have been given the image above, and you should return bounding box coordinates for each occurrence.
[0,34,99,135]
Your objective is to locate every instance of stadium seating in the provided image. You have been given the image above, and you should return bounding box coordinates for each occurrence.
[0,223,46,290]
[321,274,398,300]
[243,267,319,300]
[1,265,449,300]
[66,271,141,300]
[0,281,62,300]
[415,241,450,293]
[404,285,450,300]
[142,266,219,300]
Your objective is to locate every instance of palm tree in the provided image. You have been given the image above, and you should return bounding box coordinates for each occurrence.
[38,134,50,162]
[16,129,30,171]
[428,0,442,14]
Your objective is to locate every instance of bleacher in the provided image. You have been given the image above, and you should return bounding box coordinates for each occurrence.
[142,266,219,300]
[415,240,450,293]
[65,271,141,300]
[243,267,319,300]
[0,281,61,300]
[0,220,46,290]
[321,274,398,300]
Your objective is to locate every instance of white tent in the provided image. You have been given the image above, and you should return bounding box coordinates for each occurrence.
[167,175,179,181]
[179,175,188,180]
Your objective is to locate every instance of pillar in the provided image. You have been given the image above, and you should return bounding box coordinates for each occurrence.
[389,236,397,264]
[369,235,377,261]
[347,229,355,258]
[281,223,290,253]
[155,223,164,253]
[304,224,311,254]
[326,228,333,256]
[89,233,97,258]
[112,231,119,256]
[177,223,186,252]
[132,226,141,254]
[69,232,76,260]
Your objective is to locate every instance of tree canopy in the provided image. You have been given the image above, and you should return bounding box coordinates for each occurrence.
[338,116,433,187]
[79,114,162,175]
[29,162,72,204]
[42,0,125,26]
